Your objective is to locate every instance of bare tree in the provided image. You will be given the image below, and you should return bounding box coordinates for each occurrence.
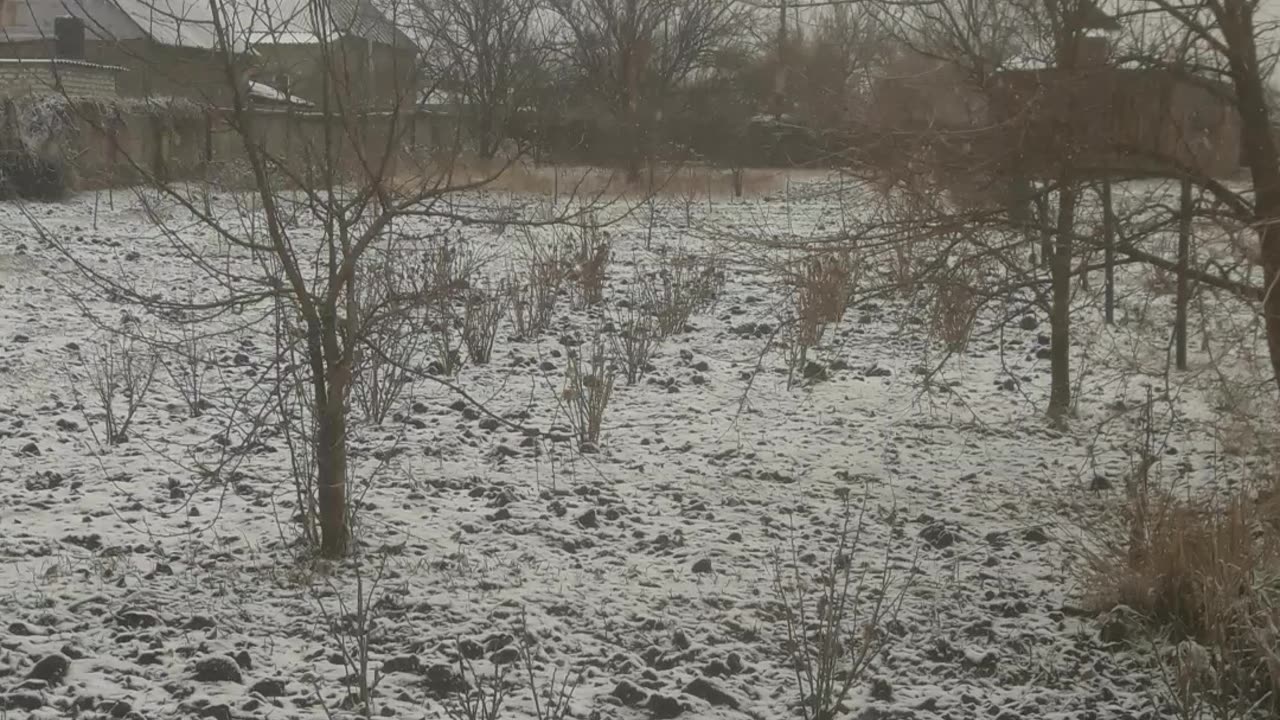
[1130,0,1280,391]
[30,0,596,559]
[410,0,547,159]
[548,0,743,181]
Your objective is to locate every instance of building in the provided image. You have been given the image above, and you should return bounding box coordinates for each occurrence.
[987,5,1240,180]
[0,56,121,99]
[0,0,243,105]
[247,0,420,112]
[0,1,418,109]
[861,1,1239,184]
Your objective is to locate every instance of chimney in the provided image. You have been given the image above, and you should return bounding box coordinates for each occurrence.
[54,16,86,61]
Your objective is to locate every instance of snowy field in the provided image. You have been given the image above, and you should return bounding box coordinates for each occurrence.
[0,177,1271,720]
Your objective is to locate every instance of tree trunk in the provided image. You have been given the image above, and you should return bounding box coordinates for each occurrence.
[310,315,350,559]
[469,105,497,161]
[316,379,349,558]
[1218,0,1280,391]
[625,113,644,185]
[1102,179,1115,324]
[1007,174,1034,248]
[1238,120,1280,392]
[1035,192,1052,268]
[1176,179,1192,371]
[1048,181,1077,421]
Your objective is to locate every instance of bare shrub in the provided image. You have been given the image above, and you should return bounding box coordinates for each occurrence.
[311,554,391,718]
[930,277,978,353]
[351,256,428,424]
[512,232,572,338]
[609,300,659,385]
[79,331,159,445]
[158,322,214,418]
[570,216,611,306]
[442,640,513,720]
[781,321,823,390]
[421,237,475,376]
[271,298,322,547]
[638,250,724,337]
[1146,263,1178,296]
[516,609,582,720]
[463,282,510,365]
[772,494,911,720]
[562,338,616,449]
[873,189,930,295]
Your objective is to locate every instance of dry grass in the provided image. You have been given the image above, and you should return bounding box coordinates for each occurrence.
[793,251,854,347]
[570,217,610,307]
[1081,476,1280,715]
[397,158,819,199]
[930,279,978,353]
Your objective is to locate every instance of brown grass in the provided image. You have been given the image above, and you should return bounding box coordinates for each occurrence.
[396,157,821,199]
[930,279,978,353]
[1081,479,1280,714]
[794,251,854,346]
[571,218,610,307]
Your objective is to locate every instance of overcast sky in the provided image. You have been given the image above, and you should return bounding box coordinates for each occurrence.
[1262,0,1280,89]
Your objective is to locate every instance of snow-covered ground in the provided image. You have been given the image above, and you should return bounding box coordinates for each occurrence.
[0,177,1269,720]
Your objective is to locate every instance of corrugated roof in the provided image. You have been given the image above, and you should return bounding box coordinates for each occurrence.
[239,0,413,47]
[0,56,124,70]
[1,0,414,50]
[113,0,220,47]
[3,0,149,44]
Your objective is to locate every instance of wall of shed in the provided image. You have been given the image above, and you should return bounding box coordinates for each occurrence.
[0,38,240,105]
[0,61,119,98]
[251,38,419,111]
[2,99,457,189]
[988,67,1241,179]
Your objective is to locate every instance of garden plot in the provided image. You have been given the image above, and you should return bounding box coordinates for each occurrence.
[0,179,1268,720]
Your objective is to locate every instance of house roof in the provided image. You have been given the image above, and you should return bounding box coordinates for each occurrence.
[239,0,415,48]
[0,0,414,51]
[0,55,124,71]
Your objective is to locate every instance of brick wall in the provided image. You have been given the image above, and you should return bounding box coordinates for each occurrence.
[0,59,119,99]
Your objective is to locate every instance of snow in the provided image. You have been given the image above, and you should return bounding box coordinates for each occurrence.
[0,176,1269,718]
[248,80,313,107]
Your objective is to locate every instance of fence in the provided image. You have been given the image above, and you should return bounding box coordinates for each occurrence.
[0,98,460,194]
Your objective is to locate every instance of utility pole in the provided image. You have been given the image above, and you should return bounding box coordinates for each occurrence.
[773,0,788,120]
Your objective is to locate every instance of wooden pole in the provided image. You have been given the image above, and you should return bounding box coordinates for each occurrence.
[1176,178,1191,371]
